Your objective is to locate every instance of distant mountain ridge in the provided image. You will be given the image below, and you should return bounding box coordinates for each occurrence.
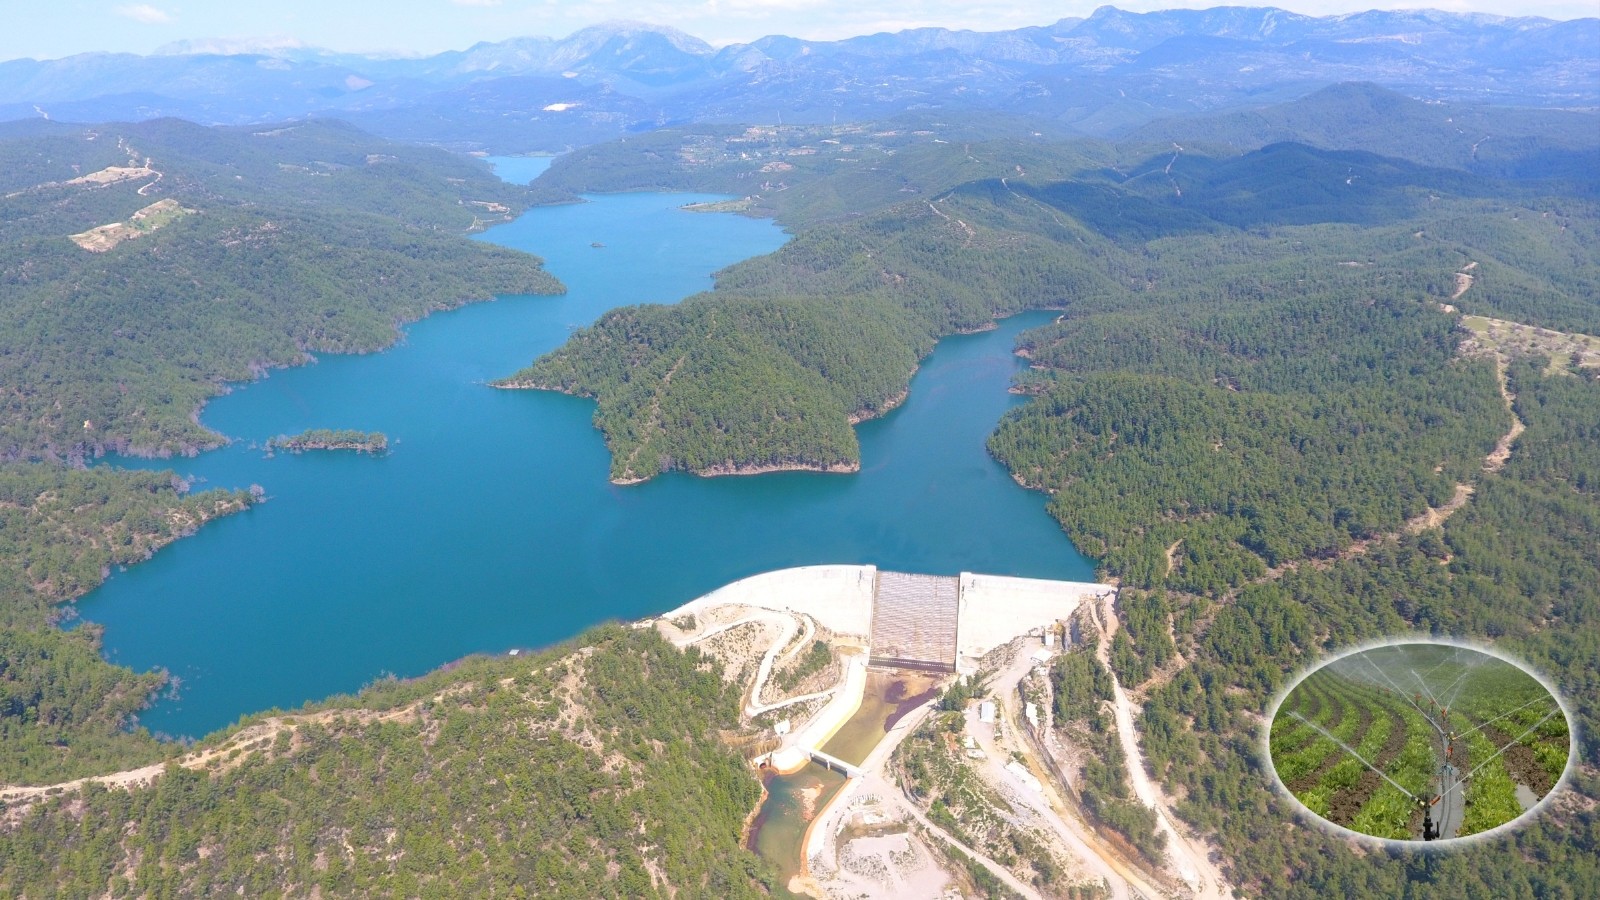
[0,7,1594,152]
[1127,82,1600,179]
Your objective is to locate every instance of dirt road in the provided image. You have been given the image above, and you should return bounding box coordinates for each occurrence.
[966,699,1138,900]
[1095,595,1233,900]
[1,706,418,808]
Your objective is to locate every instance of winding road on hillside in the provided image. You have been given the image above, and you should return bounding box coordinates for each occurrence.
[1,704,423,812]
[1094,594,1234,900]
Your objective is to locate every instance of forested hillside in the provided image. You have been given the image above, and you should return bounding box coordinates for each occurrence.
[983,147,1600,895]
[506,131,1594,487]
[0,465,253,783]
[1126,82,1600,180]
[0,118,561,460]
[529,84,1600,222]
[528,118,1110,226]
[1113,358,1600,896]
[0,120,561,786]
[501,103,1599,895]
[0,626,784,897]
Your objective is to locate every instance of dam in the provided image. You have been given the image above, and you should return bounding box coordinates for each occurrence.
[676,564,1115,888]
[676,564,1114,676]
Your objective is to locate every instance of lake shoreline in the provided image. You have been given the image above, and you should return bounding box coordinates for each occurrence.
[75,174,1091,740]
[80,289,562,467]
[848,385,912,425]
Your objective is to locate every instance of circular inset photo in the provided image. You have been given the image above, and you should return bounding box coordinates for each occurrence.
[1268,641,1572,843]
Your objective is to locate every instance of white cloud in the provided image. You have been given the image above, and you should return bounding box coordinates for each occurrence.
[117,4,173,24]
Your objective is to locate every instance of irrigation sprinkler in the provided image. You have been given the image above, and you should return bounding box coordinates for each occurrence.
[1277,643,1569,842]
[1439,666,1474,707]
[1453,695,1554,741]
[1412,669,1441,707]
[1421,796,1440,841]
[1457,708,1564,786]
[1359,653,1436,728]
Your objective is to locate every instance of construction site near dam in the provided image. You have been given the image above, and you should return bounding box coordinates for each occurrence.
[656,565,1235,900]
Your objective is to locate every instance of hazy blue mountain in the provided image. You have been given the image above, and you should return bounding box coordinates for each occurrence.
[0,53,382,115]
[0,8,1593,151]
[374,22,717,91]
[343,76,665,152]
[727,19,1087,66]
[1126,82,1600,179]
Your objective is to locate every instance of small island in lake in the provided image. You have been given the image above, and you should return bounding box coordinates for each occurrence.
[267,429,388,454]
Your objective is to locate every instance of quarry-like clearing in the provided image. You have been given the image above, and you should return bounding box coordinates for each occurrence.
[64,163,157,187]
[1461,314,1600,376]
[70,198,194,252]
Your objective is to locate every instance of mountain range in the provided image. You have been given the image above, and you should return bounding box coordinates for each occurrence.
[1,6,1595,153]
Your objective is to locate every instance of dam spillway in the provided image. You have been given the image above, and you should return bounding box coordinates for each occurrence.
[869,571,961,672]
[676,564,1114,675]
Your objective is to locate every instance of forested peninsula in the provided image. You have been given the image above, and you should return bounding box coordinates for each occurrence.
[502,85,1596,489]
[0,119,560,785]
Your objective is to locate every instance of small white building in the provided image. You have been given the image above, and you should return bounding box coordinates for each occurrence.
[979,701,997,724]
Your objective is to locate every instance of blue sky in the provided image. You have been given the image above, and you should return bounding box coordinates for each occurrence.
[4,0,1594,60]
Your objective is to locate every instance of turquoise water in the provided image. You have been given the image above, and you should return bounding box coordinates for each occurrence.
[79,156,1094,740]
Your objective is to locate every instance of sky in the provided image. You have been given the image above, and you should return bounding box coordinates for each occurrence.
[2,0,1595,61]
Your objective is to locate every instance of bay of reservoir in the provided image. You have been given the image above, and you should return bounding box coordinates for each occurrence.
[81,157,1094,739]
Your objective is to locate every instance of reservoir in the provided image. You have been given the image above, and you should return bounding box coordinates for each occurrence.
[80,157,1095,740]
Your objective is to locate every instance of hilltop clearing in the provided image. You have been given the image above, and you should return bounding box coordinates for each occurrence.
[1462,314,1600,377]
[68,198,192,251]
